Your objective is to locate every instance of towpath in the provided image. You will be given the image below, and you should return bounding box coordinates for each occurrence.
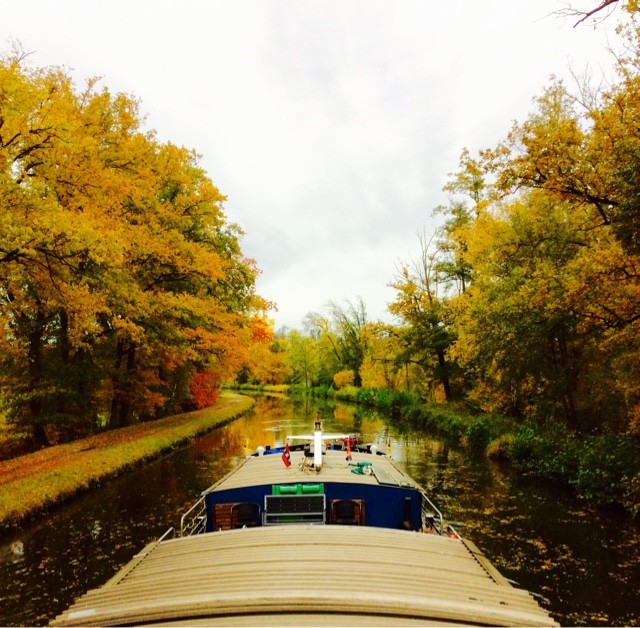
[0,392,253,534]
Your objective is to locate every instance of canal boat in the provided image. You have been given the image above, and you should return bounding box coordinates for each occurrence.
[51,420,557,626]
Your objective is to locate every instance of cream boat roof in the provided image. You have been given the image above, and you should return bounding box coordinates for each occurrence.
[51,525,557,627]
[207,449,420,493]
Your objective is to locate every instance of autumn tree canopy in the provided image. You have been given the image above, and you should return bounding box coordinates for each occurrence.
[0,52,270,447]
[435,23,640,433]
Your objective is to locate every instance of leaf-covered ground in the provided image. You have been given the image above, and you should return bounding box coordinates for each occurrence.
[0,393,253,534]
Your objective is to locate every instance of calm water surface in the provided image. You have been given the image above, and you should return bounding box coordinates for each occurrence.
[1,395,638,626]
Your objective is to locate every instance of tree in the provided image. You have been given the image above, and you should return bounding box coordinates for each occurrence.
[0,54,265,446]
[303,298,369,387]
[389,233,456,401]
[326,298,368,386]
[286,330,319,387]
[447,53,640,431]
[451,192,590,424]
[359,322,407,391]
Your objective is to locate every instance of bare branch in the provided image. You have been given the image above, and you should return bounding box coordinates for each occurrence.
[578,0,620,26]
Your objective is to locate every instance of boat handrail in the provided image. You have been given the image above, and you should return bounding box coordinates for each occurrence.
[420,491,444,534]
[180,496,207,537]
[158,527,175,542]
[446,523,462,539]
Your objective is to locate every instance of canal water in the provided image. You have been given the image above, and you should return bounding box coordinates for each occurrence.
[1,394,639,626]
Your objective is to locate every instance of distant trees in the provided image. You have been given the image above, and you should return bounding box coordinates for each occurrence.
[0,53,269,447]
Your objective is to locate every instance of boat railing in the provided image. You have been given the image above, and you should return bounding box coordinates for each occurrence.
[180,496,207,537]
[420,491,444,534]
[158,527,175,541]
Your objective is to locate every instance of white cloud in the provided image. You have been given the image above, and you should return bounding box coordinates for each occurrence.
[1,0,623,328]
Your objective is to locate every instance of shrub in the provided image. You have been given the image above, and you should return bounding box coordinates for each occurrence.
[486,434,513,460]
[309,385,332,398]
[355,388,377,406]
[401,403,431,431]
[571,435,640,505]
[508,426,545,469]
[333,370,355,388]
[466,417,497,451]
[373,389,412,411]
[334,385,358,401]
[428,407,465,441]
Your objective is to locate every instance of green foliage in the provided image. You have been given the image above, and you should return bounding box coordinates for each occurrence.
[389,232,457,402]
[310,385,333,399]
[571,435,640,504]
[466,417,500,451]
[354,388,413,410]
[304,299,368,387]
[333,385,359,401]
[507,424,640,508]
[399,401,467,441]
[355,388,377,406]
[508,425,580,480]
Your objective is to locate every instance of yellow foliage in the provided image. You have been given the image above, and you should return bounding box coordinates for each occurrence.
[0,55,268,430]
[359,356,387,389]
[333,370,355,388]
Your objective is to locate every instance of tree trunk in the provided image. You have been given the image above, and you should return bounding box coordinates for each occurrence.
[110,340,126,429]
[436,348,452,402]
[110,341,137,428]
[556,327,579,430]
[32,423,49,449]
[27,309,50,448]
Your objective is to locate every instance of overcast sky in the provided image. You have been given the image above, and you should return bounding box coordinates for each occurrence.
[1,1,623,329]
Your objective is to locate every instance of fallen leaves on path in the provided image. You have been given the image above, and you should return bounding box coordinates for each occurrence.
[0,394,253,531]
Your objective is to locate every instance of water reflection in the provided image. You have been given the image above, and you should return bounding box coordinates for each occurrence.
[0,395,638,626]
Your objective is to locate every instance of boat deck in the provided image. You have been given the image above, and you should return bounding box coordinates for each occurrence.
[51,525,558,626]
[207,450,419,493]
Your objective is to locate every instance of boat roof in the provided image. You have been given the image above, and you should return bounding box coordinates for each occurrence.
[206,450,420,494]
[51,525,557,626]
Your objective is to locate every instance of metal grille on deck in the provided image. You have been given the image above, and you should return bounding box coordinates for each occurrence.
[263,494,326,524]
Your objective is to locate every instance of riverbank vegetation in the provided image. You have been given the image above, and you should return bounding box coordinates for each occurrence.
[237,383,639,517]
[0,393,253,534]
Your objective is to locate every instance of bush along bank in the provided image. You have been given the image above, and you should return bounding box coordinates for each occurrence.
[504,425,640,518]
[288,385,640,518]
[399,401,640,519]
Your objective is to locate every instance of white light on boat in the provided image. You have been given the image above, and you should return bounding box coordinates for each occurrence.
[314,420,322,470]
[256,446,265,456]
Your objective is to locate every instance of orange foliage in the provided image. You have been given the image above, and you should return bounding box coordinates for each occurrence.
[190,370,222,409]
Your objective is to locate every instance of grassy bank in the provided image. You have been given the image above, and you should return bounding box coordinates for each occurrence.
[0,392,254,535]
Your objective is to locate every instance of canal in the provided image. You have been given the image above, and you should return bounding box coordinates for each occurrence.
[1,394,639,626]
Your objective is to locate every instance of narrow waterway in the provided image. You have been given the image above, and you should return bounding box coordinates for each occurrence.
[1,395,638,626]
